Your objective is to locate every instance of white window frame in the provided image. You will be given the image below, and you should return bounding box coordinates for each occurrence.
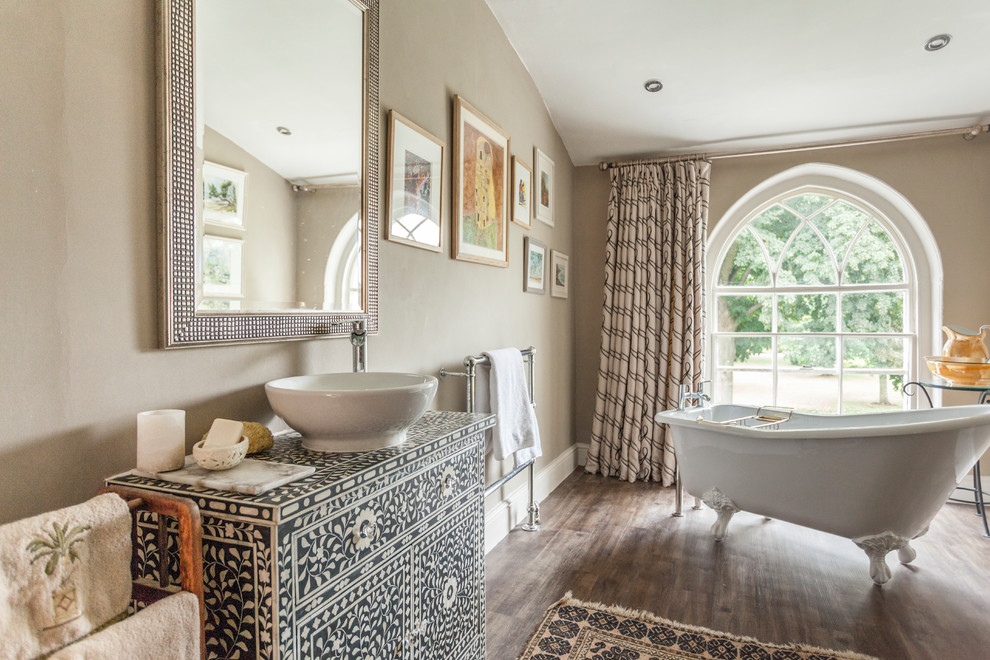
[707,163,943,410]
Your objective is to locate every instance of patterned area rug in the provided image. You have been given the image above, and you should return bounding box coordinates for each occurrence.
[518,593,876,660]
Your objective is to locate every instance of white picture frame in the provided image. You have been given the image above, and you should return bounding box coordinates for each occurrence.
[523,237,546,294]
[550,250,569,298]
[534,147,554,227]
[385,110,445,252]
[512,157,532,230]
[202,161,247,228]
[202,234,243,298]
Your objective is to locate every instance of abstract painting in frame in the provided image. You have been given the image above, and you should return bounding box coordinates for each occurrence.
[550,250,569,298]
[452,95,510,267]
[534,147,554,227]
[523,237,546,294]
[512,156,532,229]
[202,161,247,228]
[385,110,444,252]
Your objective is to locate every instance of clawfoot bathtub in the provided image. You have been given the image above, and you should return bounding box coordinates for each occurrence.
[655,404,990,585]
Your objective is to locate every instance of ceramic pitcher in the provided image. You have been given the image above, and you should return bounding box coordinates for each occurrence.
[941,325,990,361]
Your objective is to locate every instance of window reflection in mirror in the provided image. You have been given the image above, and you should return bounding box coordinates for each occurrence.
[195,0,364,313]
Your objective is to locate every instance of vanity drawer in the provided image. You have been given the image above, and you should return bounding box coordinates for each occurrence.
[411,501,484,660]
[294,554,410,659]
[289,443,480,604]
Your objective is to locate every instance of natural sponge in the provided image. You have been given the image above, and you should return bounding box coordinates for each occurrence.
[203,421,273,454]
[241,422,274,453]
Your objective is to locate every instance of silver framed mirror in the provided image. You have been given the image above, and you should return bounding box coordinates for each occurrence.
[158,0,379,347]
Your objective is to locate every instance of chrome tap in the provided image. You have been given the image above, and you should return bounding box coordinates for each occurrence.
[350,320,367,373]
[330,319,368,372]
[677,381,711,410]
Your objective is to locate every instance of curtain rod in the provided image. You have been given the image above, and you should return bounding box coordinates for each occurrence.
[597,124,988,171]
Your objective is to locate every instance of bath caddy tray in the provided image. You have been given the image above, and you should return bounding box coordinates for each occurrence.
[698,406,794,430]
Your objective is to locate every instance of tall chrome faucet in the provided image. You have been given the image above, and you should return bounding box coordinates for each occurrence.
[330,319,368,372]
[350,320,367,373]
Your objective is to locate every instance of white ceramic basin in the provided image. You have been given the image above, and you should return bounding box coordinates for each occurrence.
[265,372,438,452]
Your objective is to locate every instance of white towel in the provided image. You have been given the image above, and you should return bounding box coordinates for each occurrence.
[483,348,542,468]
[50,591,201,660]
[0,493,132,659]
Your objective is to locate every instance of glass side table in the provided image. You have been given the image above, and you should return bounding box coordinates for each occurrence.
[904,380,990,537]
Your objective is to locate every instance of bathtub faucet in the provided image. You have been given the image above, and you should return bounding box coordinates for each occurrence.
[678,382,711,410]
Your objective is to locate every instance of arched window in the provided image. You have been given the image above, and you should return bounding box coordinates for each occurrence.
[708,164,942,413]
[323,213,363,311]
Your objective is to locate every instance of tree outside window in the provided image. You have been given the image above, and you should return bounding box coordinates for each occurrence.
[713,191,910,413]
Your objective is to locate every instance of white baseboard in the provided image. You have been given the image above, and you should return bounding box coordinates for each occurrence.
[575,442,589,467]
[484,444,579,554]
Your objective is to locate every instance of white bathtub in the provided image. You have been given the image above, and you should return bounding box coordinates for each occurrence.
[655,403,990,584]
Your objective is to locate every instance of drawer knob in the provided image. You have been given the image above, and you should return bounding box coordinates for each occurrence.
[352,509,379,550]
[439,466,457,496]
[359,519,377,539]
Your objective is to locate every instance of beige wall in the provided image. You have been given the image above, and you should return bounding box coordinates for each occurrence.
[0,0,574,523]
[295,186,362,309]
[204,126,297,307]
[573,136,990,446]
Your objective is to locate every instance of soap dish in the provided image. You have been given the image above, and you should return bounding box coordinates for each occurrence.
[193,437,249,471]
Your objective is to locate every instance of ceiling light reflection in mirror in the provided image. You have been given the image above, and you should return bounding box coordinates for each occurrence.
[196,0,364,313]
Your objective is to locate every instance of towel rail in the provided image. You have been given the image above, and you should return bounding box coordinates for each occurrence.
[439,347,541,532]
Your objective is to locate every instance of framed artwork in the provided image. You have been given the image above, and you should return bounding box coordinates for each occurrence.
[550,250,569,298]
[452,95,510,267]
[202,161,247,228]
[202,235,243,298]
[512,157,532,229]
[523,237,546,294]
[534,147,554,227]
[385,110,444,252]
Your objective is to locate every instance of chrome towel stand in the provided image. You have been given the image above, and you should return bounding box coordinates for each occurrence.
[439,346,541,532]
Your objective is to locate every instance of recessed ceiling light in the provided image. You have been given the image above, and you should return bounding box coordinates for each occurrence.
[925,34,951,51]
[644,79,663,93]
[276,126,292,135]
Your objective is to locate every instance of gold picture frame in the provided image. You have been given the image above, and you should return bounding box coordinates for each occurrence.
[452,95,510,267]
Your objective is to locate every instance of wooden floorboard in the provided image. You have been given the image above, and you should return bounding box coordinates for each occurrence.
[485,470,990,660]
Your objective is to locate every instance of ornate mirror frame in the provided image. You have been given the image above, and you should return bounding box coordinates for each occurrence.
[157,0,379,348]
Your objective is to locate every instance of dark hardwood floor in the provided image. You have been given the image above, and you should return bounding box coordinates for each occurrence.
[485,470,990,660]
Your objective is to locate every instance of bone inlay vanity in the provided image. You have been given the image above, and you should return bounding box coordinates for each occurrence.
[107,411,492,659]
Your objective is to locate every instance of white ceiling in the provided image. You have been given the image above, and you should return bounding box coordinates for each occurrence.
[485,0,990,166]
[198,0,363,184]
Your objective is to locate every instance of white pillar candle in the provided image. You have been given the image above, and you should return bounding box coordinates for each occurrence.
[136,409,186,473]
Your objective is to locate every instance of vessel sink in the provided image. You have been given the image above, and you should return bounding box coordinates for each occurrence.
[265,372,438,452]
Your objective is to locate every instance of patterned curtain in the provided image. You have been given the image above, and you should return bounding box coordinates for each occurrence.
[586,160,711,485]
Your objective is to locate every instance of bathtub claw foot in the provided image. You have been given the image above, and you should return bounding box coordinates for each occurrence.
[897,543,917,564]
[853,532,911,586]
[702,487,740,541]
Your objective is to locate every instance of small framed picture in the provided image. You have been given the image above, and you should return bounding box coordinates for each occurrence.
[534,147,554,227]
[202,234,243,298]
[512,157,532,229]
[202,161,247,228]
[385,110,444,252]
[523,237,546,294]
[452,95,510,267]
[550,250,569,298]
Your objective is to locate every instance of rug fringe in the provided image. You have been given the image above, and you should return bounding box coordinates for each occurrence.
[545,593,878,660]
